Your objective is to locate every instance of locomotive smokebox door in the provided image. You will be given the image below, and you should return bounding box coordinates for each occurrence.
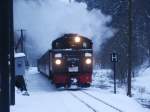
[15,53,26,76]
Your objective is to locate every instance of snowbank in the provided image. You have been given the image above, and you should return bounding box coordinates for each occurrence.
[134,67,150,92]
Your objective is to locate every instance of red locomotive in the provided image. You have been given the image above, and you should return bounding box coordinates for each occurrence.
[37,34,93,88]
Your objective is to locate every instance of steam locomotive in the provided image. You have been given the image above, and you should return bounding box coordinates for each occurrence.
[37,33,93,88]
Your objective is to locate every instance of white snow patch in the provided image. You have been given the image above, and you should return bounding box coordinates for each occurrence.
[134,67,150,92]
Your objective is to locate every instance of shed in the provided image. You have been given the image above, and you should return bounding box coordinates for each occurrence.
[15,53,26,76]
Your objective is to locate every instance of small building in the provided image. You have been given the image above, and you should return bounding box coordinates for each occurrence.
[15,53,26,76]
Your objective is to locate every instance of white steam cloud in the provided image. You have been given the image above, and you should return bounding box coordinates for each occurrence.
[14,0,114,64]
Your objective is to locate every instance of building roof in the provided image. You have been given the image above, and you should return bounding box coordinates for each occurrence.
[15,53,26,58]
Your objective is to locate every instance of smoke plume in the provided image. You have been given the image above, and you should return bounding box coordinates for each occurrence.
[14,0,114,64]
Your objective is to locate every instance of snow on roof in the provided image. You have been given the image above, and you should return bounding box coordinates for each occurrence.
[15,53,26,58]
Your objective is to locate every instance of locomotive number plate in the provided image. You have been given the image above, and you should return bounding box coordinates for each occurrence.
[68,67,78,72]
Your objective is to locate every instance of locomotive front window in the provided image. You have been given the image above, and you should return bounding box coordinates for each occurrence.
[54,41,91,49]
[83,42,87,48]
[53,36,92,49]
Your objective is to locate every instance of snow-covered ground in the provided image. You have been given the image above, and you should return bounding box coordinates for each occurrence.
[132,67,150,108]
[10,67,150,112]
[92,66,150,110]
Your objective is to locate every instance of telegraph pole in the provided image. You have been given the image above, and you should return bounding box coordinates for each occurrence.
[127,0,132,97]
[15,29,29,67]
[20,29,25,52]
[10,0,15,105]
[0,0,13,112]
[15,29,26,52]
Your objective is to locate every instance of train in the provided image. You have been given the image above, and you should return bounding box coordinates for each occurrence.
[37,33,93,88]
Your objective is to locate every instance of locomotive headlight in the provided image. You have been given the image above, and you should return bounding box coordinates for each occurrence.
[85,58,92,65]
[55,59,62,65]
[74,36,81,43]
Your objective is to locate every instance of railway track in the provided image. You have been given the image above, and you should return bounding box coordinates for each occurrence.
[70,92,98,112]
[81,91,123,112]
[69,90,123,112]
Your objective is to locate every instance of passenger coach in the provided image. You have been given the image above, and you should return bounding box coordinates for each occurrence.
[37,33,93,88]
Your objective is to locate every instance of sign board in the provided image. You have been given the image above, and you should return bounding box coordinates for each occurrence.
[111,53,118,62]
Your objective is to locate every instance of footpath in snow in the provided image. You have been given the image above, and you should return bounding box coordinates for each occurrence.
[10,67,150,112]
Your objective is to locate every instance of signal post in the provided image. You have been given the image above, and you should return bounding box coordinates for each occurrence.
[111,52,118,94]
